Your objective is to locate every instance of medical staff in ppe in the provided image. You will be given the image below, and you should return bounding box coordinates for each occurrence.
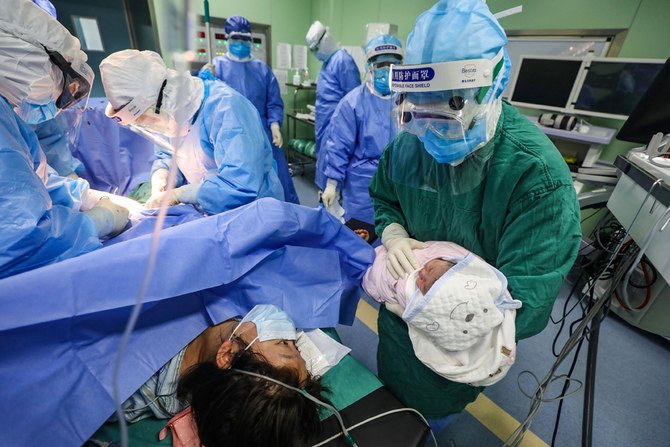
[369,0,581,419]
[306,21,361,191]
[100,50,284,215]
[27,0,85,178]
[321,35,403,224]
[201,16,299,204]
[0,0,129,280]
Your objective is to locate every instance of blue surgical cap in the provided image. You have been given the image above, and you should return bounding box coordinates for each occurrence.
[225,16,251,37]
[405,0,511,97]
[364,34,403,57]
[32,0,57,18]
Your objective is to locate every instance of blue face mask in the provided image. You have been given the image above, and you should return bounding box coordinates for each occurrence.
[420,116,488,164]
[373,67,391,96]
[17,100,59,125]
[228,40,251,59]
[230,304,297,349]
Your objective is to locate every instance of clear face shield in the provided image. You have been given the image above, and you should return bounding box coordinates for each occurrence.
[44,48,94,149]
[388,50,506,195]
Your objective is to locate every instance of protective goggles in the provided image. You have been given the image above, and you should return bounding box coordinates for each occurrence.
[395,89,484,139]
[369,54,403,70]
[105,79,167,126]
[227,32,252,42]
[308,29,326,52]
[390,49,504,96]
[45,48,93,110]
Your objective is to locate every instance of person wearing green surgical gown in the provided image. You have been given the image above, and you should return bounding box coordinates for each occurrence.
[369,0,582,419]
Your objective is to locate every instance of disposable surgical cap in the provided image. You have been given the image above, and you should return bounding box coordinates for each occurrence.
[364,34,403,63]
[225,16,252,40]
[405,0,510,96]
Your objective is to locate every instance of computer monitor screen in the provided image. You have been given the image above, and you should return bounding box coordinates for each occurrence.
[509,57,583,111]
[617,58,670,144]
[573,59,664,119]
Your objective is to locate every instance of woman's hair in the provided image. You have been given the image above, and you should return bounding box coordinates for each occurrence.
[177,346,329,447]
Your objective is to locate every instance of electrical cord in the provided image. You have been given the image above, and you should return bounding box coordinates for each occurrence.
[112,127,183,447]
[229,369,438,447]
[503,179,663,447]
[311,408,438,447]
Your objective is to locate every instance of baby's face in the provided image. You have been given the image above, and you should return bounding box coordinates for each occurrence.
[416,258,455,295]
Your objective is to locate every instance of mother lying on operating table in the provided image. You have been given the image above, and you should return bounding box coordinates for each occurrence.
[116,304,336,447]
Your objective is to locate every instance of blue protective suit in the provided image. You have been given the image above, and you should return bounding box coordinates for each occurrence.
[0,96,101,280]
[66,98,155,196]
[152,80,284,215]
[208,55,300,204]
[315,49,361,189]
[31,112,84,176]
[323,84,395,224]
[0,198,374,446]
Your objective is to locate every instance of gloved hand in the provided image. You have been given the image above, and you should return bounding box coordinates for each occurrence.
[203,63,215,76]
[321,178,338,208]
[84,198,130,238]
[270,122,283,148]
[151,169,169,196]
[381,223,428,280]
[145,184,200,209]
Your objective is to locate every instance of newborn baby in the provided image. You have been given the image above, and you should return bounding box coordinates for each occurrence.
[363,241,522,386]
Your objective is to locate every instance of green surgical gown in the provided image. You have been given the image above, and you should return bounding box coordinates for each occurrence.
[369,101,582,418]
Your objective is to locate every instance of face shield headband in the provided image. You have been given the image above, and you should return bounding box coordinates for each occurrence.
[105,79,167,126]
[391,49,505,143]
[44,47,93,110]
[308,28,326,52]
[390,49,504,96]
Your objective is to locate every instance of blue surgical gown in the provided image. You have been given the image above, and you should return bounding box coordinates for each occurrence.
[209,55,299,204]
[31,113,84,176]
[323,84,395,224]
[315,49,361,189]
[0,96,101,280]
[152,80,284,215]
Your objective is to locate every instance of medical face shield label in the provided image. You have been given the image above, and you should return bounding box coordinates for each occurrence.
[367,44,404,59]
[391,51,503,93]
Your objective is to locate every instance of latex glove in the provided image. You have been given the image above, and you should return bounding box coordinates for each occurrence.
[145,184,200,209]
[84,197,130,238]
[151,169,169,196]
[321,178,338,208]
[270,122,283,148]
[203,63,215,76]
[381,223,428,280]
[66,172,79,180]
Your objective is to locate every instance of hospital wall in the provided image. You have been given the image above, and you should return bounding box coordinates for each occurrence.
[489,0,670,160]
[150,0,316,140]
[310,0,670,161]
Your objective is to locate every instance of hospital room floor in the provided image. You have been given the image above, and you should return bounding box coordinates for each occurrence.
[291,170,670,447]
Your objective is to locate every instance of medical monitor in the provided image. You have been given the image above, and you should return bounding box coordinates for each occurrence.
[617,58,670,144]
[508,56,584,112]
[572,58,665,120]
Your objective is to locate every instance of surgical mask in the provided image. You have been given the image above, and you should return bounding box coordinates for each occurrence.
[229,304,297,351]
[16,99,58,124]
[135,108,184,138]
[228,40,251,59]
[312,33,337,62]
[372,67,391,96]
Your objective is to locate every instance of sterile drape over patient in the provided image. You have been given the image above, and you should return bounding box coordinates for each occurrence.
[0,198,374,447]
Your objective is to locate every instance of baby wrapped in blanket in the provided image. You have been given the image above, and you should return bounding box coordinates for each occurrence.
[363,241,522,386]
